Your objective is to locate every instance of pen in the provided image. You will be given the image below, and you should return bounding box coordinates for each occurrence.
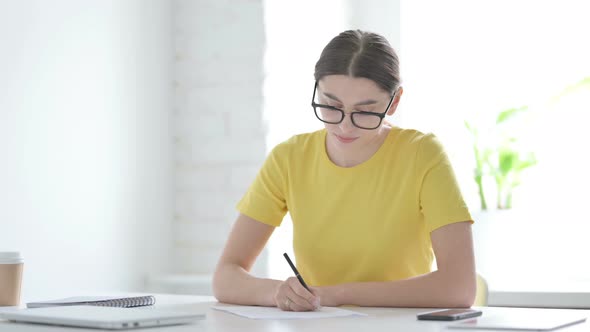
[283,253,310,291]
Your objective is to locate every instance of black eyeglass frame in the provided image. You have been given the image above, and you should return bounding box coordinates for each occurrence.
[311,80,397,130]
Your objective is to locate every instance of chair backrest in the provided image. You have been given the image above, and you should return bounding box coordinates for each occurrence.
[474,274,488,306]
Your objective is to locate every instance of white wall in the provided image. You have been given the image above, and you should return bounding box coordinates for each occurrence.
[0,0,172,301]
[151,0,266,295]
[347,0,401,51]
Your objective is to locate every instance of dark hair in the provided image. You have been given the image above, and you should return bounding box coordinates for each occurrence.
[314,30,400,94]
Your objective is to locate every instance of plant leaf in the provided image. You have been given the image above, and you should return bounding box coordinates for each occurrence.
[498,150,517,176]
[496,106,528,124]
[464,120,478,137]
[515,154,537,171]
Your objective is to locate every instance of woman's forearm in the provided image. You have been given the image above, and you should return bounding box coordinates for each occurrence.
[213,263,282,306]
[324,269,476,308]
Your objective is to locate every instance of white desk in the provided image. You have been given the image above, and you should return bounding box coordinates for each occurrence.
[488,278,590,308]
[1,294,589,331]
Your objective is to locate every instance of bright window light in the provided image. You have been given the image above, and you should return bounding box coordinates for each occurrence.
[263,0,590,290]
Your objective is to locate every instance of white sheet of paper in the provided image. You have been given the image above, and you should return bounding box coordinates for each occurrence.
[213,305,367,320]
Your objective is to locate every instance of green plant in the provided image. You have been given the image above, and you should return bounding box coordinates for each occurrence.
[465,76,590,210]
[465,106,537,210]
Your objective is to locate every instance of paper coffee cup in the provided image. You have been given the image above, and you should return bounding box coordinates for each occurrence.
[0,252,24,306]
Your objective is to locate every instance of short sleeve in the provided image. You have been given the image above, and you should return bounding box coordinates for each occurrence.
[236,142,289,227]
[417,134,473,232]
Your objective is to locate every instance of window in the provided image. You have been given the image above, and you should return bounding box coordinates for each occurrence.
[401,1,590,289]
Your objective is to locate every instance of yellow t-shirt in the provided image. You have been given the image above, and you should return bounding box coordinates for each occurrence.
[237,127,472,286]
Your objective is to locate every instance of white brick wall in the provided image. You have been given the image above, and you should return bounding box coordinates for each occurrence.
[167,0,266,294]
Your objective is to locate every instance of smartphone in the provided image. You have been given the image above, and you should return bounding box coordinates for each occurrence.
[417,309,482,321]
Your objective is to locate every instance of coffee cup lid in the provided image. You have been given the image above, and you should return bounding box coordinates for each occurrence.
[0,252,23,264]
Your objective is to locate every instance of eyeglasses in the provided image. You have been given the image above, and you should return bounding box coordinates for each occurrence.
[311,81,396,130]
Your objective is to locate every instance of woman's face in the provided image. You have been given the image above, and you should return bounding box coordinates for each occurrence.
[316,75,400,151]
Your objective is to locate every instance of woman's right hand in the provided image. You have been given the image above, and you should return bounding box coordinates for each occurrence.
[274,277,320,311]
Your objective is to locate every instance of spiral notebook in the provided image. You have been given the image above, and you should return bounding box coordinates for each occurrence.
[26,295,156,309]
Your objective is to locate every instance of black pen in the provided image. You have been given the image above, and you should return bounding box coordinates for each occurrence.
[283,253,310,291]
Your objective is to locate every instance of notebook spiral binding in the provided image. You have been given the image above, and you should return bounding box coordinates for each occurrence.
[90,296,156,308]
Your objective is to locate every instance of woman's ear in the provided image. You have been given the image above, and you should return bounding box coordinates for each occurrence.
[387,86,403,116]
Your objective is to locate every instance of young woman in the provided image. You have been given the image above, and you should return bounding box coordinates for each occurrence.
[213,30,476,311]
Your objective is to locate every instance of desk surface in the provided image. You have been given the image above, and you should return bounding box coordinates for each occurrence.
[488,278,590,308]
[1,294,589,332]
